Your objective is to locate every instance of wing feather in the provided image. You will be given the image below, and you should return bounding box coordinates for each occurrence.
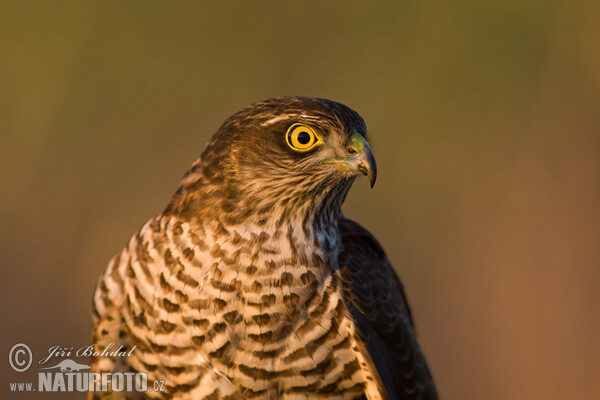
[338,218,438,400]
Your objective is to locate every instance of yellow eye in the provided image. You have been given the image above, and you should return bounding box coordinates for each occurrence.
[285,123,320,152]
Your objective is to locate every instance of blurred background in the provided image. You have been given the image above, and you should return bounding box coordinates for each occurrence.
[1,1,599,399]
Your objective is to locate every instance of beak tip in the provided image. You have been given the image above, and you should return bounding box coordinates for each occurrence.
[369,171,377,188]
[367,159,377,189]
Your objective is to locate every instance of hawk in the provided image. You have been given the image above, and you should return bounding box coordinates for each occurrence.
[91,97,438,400]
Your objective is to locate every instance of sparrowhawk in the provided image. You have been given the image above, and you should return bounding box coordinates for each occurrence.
[91,96,438,399]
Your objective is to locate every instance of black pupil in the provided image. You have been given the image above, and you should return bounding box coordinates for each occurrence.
[297,131,311,145]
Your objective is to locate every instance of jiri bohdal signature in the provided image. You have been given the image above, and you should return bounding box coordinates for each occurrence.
[39,343,136,365]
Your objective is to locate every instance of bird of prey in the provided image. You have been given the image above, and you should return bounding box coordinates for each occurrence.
[91,96,438,400]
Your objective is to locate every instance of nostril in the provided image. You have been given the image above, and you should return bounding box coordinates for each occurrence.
[347,147,357,154]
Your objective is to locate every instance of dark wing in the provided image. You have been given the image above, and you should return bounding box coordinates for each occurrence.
[338,218,438,400]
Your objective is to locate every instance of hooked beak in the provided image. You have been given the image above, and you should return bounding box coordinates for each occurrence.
[343,132,377,188]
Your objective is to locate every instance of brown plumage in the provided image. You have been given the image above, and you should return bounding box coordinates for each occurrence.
[91,96,437,399]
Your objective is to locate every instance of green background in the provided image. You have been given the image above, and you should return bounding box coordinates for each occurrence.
[1,1,599,399]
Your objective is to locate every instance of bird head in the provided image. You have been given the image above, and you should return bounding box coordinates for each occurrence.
[166,97,376,226]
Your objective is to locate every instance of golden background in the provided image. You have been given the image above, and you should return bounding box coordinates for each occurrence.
[1,1,599,399]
